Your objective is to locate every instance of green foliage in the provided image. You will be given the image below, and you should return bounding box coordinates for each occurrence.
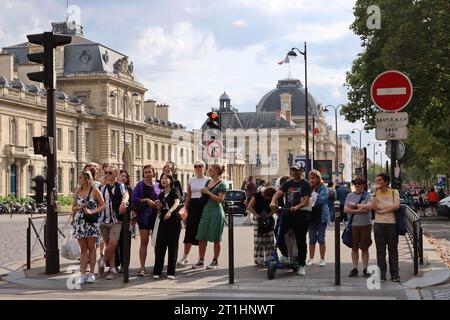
[57,196,73,206]
[345,0,450,182]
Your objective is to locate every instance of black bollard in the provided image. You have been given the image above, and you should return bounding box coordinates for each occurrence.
[228,204,234,284]
[334,200,341,286]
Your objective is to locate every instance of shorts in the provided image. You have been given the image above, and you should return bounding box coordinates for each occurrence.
[351,225,372,251]
[99,222,122,243]
[308,221,327,245]
[137,213,156,231]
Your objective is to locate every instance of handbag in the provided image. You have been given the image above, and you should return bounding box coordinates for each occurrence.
[199,180,222,209]
[257,211,275,235]
[393,191,406,236]
[82,187,99,224]
[341,191,368,248]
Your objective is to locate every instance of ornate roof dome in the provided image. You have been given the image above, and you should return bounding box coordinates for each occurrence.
[220,92,230,101]
[256,78,319,116]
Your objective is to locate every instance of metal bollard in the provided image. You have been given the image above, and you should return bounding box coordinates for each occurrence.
[228,204,234,284]
[334,200,341,286]
[27,218,31,270]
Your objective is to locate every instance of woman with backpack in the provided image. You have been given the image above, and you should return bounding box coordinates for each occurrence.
[247,187,277,266]
[71,170,105,285]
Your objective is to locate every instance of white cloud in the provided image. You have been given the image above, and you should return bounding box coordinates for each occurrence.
[236,0,307,14]
[232,19,247,28]
[283,20,352,44]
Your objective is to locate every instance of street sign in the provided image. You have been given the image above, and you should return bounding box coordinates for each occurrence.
[385,141,406,160]
[371,70,413,112]
[295,156,311,171]
[206,139,223,159]
[375,112,409,128]
[376,126,408,140]
[437,175,446,188]
[339,163,345,170]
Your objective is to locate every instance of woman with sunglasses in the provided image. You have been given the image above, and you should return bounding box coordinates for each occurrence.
[71,170,106,285]
[177,161,210,266]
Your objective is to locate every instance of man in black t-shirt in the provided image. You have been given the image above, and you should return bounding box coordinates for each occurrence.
[270,163,312,276]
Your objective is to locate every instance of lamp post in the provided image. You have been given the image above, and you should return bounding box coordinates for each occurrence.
[367,142,382,184]
[110,89,140,172]
[351,128,363,151]
[324,104,345,183]
[287,43,310,175]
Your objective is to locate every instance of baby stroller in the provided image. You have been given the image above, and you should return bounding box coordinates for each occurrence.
[267,207,299,279]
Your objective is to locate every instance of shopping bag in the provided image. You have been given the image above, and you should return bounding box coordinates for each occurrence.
[151,214,161,247]
[61,231,80,260]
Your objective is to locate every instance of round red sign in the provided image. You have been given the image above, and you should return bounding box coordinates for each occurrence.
[371,70,413,112]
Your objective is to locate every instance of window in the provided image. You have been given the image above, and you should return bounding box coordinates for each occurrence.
[57,167,63,194]
[147,142,151,160]
[69,130,75,153]
[162,145,166,161]
[110,96,116,115]
[180,148,184,164]
[155,143,159,161]
[85,131,92,154]
[288,137,292,142]
[136,170,141,183]
[27,123,34,148]
[69,168,75,192]
[28,166,34,194]
[271,153,278,168]
[42,125,47,136]
[191,150,194,163]
[136,135,141,158]
[135,101,141,121]
[57,128,62,151]
[10,119,17,145]
[111,130,117,155]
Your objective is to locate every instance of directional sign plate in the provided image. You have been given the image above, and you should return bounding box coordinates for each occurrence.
[375,112,409,128]
[376,126,408,140]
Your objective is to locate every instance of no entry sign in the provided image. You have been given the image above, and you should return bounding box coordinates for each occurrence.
[371,70,413,112]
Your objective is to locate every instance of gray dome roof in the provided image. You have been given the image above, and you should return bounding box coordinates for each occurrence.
[220,92,230,100]
[256,78,319,116]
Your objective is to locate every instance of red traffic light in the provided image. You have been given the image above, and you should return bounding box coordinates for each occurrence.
[210,112,218,119]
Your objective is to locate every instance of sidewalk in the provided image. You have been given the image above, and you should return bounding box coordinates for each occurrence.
[1,222,448,300]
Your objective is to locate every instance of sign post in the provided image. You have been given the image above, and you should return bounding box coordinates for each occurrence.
[371,70,413,188]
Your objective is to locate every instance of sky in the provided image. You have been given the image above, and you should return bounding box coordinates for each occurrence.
[0,0,388,163]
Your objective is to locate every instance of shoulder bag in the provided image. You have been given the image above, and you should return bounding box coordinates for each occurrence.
[342,191,368,248]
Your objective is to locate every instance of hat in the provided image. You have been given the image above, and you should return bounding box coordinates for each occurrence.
[290,163,305,171]
[351,177,366,185]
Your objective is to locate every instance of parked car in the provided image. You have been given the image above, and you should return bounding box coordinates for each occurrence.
[437,196,450,220]
[223,190,247,216]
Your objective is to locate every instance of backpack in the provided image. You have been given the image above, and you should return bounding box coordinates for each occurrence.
[102,183,125,221]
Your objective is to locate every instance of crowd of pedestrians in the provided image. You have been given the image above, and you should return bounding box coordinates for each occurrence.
[70,159,403,285]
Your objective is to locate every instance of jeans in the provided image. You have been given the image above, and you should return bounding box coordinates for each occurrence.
[374,223,399,278]
[279,210,310,266]
[308,220,327,245]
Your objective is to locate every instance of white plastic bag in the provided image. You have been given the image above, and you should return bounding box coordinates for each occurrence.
[151,215,160,247]
[61,231,80,260]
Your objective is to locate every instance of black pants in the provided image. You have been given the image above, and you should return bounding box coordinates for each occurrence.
[374,223,399,278]
[153,217,182,276]
[280,210,310,266]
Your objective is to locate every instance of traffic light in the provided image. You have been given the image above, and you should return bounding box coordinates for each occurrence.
[27,32,72,88]
[33,136,53,156]
[207,111,220,129]
[31,175,45,204]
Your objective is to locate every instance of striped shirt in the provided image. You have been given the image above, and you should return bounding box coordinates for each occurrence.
[99,182,127,224]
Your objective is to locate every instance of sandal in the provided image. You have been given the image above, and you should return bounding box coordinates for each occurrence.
[137,269,146,277]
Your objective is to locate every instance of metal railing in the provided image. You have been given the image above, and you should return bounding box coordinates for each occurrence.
[26,213,71,269]
[401,204,424,275]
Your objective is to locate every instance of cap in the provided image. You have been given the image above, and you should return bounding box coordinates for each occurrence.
[351,177,366,185]
[290,163,305,171]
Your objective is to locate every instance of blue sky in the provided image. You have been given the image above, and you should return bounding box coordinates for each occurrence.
[0,0,387,163]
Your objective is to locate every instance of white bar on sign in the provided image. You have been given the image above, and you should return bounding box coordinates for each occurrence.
[377,87,407,95]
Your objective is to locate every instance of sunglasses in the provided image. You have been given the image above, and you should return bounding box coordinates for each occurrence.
[194,165,203,168]
[105,171,115,175]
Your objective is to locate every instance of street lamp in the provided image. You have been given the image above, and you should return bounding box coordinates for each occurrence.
[350,128,363,151]
[110,89,140,171]
[287,42,310,175]
[367,142,382,183]
[324,104,345,183]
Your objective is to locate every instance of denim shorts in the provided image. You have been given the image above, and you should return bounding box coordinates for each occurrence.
[308,221,327,245]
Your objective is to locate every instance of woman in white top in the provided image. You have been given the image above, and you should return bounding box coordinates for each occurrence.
[177,161,210,266]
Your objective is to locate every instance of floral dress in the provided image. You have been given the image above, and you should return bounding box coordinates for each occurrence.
[72,190,100,239]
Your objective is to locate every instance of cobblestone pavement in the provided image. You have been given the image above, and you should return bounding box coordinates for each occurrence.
[0,214,72,269]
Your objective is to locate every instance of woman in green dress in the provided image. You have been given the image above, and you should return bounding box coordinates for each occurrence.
[193,164,227,269]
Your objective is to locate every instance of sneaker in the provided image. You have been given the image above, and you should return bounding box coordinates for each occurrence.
[177,257,189,267]
[207,259,219,269]
[76,274,88,286]
[319,259,326,267]
[348,268,358,277]
[105,272,118,280]
[297,266,306,276]
[380,274,387,282]
[391,276,401,283]
[167,275,175,280]
[305,259,313,266]
[86,273,96,284]
[153,275,160,279]
[192,260,204,269]
[279,255,289,264]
